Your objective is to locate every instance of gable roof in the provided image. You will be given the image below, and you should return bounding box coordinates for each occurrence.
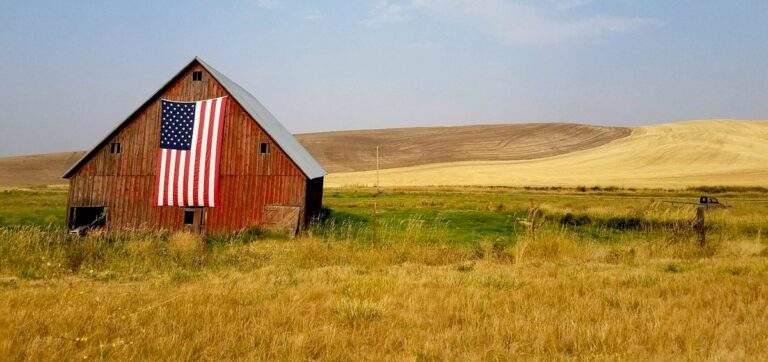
[63,57,326,180]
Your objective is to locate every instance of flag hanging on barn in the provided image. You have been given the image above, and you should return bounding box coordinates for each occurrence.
[155,96,227,207]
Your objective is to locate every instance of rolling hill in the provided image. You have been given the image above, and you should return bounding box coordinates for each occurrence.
[0,152,86,188]
[0,123,627,187]
[299,123,628,172]
[327,120,768,188]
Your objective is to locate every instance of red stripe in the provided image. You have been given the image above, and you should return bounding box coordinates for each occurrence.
[213,97,227,207]
[175,150,184,206]
[176,152,183,207]
[194,100,208,206]
[162,149,168,206]
[167,150,174,206]
[163,150,172,206]
[154,149,163,207]
[202,98,217,205]
[160,150,167,206]
[181,150,190,207]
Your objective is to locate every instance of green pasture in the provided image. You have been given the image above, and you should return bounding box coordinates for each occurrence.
[1,186,766,246]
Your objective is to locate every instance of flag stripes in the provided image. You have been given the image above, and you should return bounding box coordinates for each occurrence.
[155,97,227,207]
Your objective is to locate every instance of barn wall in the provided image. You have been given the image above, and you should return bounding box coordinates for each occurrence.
[67,64,310,234]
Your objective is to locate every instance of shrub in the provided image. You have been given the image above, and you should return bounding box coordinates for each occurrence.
[560,213,591,227]
[604,216,645,231]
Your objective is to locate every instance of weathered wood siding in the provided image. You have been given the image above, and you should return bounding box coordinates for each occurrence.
[67,64,312,234]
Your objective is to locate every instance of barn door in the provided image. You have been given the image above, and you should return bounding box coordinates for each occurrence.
[183,208,205,234]
[263,205,301,237]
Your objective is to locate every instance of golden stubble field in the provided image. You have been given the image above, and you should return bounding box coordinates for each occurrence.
[327,120,768,188]
[1,234,767,360]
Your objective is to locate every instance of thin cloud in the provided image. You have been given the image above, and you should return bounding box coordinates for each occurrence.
[254,0,278,9]
[408,41,445,49]
[365,0,660,44]
[363,1,411,26]
[302,9,323,20]
[550,0,592,11]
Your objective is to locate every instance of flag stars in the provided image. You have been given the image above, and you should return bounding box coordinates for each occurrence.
[160,100,196,150]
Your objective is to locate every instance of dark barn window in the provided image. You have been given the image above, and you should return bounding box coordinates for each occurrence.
[110,142,121,154]
[184,209,195,225]
[69,206,106,230]
[192,71,203,81]
[260,142,270,154]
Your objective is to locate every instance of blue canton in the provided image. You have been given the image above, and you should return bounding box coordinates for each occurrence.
[160,100,195,150]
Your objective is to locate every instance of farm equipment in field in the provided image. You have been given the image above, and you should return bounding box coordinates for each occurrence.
[664,195,731,209]
[697,196,732,209]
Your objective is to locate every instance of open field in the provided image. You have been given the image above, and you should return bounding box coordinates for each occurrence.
[1,187,768,359]
[328,120,768,188]
[0,123,627,186]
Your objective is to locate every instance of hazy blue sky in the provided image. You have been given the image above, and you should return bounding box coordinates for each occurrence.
[1,0,767,156]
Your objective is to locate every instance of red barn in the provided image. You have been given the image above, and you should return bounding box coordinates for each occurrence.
[63,58,325,235]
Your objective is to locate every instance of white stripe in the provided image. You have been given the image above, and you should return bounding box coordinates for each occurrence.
[158,149,167,206]
[177,152,186,206]
[167,150,176,206]
[187,102,201,206]
[197,99,212,206]
[208,98,223,207]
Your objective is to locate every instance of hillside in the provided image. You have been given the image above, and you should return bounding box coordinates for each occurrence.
[299,123,629,172]
[0,152,86,187]
[327,120,768,188]
[0,123,628,186]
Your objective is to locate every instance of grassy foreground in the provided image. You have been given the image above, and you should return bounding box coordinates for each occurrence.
[1,186,768,359]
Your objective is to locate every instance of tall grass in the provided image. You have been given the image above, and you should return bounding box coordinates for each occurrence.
[1,225,766,360]
[2,187,768,359]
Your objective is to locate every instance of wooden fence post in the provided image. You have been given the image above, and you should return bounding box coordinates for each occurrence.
[695,207,706,247]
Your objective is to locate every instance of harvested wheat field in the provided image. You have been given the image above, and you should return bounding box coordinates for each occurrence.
[299,123,629,172]
[327,120,768,188]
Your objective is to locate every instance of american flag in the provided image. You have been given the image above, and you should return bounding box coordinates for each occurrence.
[155,97,227,207]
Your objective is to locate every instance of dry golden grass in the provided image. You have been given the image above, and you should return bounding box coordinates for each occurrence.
[168,232,204,254]
[1,234,767,360]
[328,120,768,188]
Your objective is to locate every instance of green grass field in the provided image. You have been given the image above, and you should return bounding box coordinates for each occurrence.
[5,185,767,244]
[1,186,767,359]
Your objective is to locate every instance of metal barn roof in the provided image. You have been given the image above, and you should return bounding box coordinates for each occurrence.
[63,57,326,180]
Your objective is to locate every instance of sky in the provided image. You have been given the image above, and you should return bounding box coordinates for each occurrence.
[0,0,767,156]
